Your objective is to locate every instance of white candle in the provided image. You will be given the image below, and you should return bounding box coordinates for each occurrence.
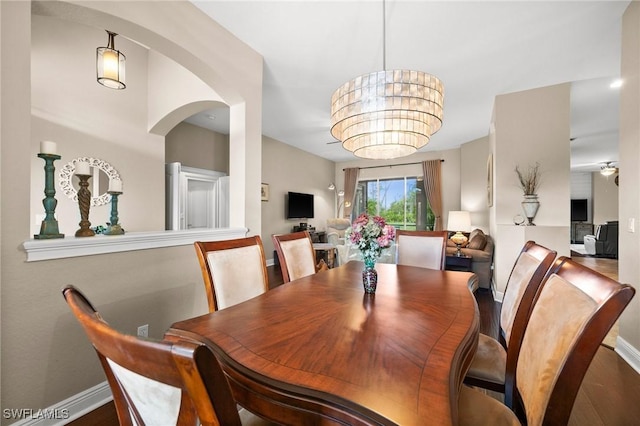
[40,140,57,155]
[75,161,91,176]
[109,178,122,193]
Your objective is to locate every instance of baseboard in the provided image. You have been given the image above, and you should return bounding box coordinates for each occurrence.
[266,258,274,267]
[615,336,640,375]
[8,382,112,426]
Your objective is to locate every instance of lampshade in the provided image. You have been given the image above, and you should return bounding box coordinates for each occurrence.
[330,70,444,160]
[97,31,126,90]
[448,211,471,232]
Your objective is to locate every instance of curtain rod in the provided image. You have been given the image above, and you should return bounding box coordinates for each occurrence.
[343,159,444,171]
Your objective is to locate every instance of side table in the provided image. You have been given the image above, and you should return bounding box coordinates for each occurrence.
[445,254,473,272]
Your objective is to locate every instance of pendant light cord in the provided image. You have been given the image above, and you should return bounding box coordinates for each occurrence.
[382,0,386,71]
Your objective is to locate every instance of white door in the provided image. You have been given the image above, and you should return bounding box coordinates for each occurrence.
[186,179,215,229]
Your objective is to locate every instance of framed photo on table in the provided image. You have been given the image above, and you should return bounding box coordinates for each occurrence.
[261,183,270,201]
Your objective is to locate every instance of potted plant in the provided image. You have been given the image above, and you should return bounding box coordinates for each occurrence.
[515,163,541,225]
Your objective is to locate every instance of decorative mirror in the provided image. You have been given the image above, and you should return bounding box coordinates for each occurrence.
[59,157,121,206]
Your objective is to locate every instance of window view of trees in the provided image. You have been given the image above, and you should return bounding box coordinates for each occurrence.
[353,177,434,230]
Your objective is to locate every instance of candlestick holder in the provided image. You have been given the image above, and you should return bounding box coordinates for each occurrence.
[75,174,95,237]
[35,153,64,239]
[105,191,125,235]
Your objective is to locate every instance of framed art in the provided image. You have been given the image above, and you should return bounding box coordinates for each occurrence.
[261,183,270,201]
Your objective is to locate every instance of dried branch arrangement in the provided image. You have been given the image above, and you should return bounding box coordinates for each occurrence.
[515,162,541,195]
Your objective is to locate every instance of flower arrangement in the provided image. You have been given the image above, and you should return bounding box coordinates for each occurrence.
[346,213,396,265]
[515,162,541,195]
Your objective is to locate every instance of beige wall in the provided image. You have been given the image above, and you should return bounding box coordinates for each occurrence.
[261,136,336,260]
[166,122,230,173]
[492,83,572,294]
[1,1,262,418]
[618,1,640,353]
[461,136,491,232]
[592,171,619,225]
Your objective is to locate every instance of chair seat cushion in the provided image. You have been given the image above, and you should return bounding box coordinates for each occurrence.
[466,333,506,385]
[458,385,521,426]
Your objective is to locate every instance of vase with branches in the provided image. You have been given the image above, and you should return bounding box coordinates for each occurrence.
[515,162,541,195]
[515,163,541,225]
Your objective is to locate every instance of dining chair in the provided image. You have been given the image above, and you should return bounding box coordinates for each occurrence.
[395,230,448,270]
[62,285,272,426]
[272,231,319,283]
[194,236,269,312]
[464,241,556,405]
[458,256,635,425]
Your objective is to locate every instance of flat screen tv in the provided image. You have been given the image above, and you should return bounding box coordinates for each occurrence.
[286,192,314,219]
[571,199,588,222]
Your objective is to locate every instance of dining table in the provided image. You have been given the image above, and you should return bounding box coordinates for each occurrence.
[166,261,479,425]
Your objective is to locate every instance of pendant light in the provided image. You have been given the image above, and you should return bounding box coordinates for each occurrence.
[96,31,126,90]
[330,0,444,159]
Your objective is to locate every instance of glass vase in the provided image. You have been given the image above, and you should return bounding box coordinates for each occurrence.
[362,257,378,294]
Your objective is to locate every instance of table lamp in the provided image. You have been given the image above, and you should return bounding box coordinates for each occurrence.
[448,211,471,257]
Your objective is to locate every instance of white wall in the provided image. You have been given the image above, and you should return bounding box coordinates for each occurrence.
[618,1,640,353]
[492,83,571,294]
[461,136,490,231]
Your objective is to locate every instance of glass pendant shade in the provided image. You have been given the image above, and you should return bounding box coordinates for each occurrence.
[330,69,444,159]
[97,31,126,90]
[600,163,618,176]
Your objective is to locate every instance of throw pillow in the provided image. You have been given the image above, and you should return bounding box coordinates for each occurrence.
[467,230,487,250]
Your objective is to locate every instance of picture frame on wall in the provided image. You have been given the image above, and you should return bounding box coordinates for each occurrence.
[487,154,493,207]
[261,183,269,201]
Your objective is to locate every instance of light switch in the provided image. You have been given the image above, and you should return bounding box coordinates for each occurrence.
[628,218,635,233]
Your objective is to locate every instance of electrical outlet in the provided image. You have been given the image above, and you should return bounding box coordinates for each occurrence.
[137,324,149,338]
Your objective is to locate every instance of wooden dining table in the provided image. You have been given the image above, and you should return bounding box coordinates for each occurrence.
[167,261,479,425]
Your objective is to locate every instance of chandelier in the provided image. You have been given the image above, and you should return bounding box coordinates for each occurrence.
[600,162,618,177]
[330,1,444,160]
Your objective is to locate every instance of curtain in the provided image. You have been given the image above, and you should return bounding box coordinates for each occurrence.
[343,167,359,219]
[422,160,443,231]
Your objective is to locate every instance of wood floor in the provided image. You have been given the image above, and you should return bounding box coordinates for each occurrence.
[69,258,640,425]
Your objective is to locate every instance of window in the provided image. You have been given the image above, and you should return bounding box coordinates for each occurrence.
[352,177,434,230]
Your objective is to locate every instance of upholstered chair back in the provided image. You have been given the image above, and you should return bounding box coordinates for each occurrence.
[273,231,317,283]
[396,230,448,270]
[514,257,635,424]
[500,241,556,345]
[62,285,245,426]
[195,236,269,312]
[464,241,556,403]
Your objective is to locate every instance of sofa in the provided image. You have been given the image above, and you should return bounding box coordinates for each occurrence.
[445,229,494,290]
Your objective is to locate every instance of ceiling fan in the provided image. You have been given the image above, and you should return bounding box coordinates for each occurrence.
[600,161,618,176]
